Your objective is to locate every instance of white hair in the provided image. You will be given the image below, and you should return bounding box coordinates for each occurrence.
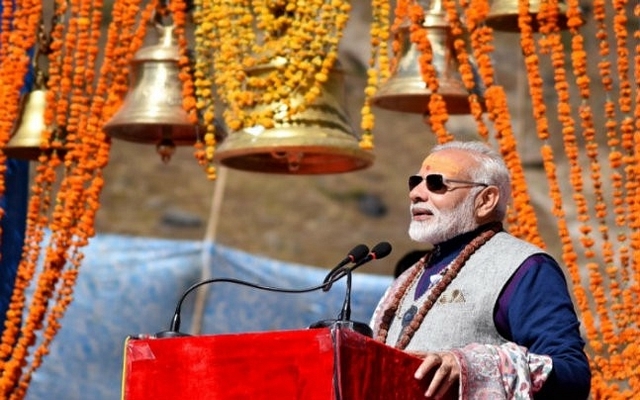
[429,141,511,221]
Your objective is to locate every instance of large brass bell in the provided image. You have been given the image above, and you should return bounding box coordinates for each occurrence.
[372,0,484,115]
[485,0,571,32]
[214,60,374,174]
[103,24,201,161]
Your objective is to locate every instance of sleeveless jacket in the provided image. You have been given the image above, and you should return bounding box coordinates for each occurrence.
[380,232,545,352]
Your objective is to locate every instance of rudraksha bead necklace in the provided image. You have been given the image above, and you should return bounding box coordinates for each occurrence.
[375,222,502,350]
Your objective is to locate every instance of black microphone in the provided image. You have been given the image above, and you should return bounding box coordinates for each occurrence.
[339,241,392,321]
[309,241,392,337]
[154,244,377,338]
[329,241,393,283]
[322,244,369,292]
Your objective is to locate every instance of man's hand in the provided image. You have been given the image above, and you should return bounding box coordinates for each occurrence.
[413,351,460,399]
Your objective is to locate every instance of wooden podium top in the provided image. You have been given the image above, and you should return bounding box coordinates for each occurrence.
[122,326,426,400]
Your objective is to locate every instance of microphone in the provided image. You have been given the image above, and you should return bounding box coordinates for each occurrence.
[154,244,378,338]
[329,241,393,284]
[322,244,369,292]
[340,241,392,321]
[309,241,392,337]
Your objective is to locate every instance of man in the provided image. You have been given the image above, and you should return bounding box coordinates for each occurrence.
[370,141,591,399]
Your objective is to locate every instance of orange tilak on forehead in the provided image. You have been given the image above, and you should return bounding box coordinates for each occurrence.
[420,153,462,176]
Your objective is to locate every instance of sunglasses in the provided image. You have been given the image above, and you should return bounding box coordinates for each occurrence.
[408,174,488,193]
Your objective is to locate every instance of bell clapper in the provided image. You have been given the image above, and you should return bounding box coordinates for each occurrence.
[286,152,303,172]
[156,137,176,163]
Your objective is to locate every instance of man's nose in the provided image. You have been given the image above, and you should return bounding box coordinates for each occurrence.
[410,185,428,203]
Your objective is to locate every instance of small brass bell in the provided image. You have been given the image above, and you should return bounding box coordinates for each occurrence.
[485,0,571,32]
[103,24,201,161]
[214,60,374,174]
[372,0,484,115]
[4,67,64,161]
[4,89,48,160]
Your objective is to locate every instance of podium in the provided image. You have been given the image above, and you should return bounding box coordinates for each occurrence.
[121,326,427,399]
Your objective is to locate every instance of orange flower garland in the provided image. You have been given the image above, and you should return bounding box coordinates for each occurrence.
[0,0,48,388]
[0,0,157,397]
[569,1,635,379]
[8,0,111,395]
[442,0,486,135]
[541,0,607,313]
[511,0,587,325]
[0,0,43,201]
[164,1,205,176]
[506,0,640,393]
[458,0,542,245]
[575,0,640,391]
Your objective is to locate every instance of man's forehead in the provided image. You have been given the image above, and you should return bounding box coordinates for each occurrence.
[420,152,461,175]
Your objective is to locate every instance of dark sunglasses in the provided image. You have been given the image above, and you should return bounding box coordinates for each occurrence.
[408,174,488,193]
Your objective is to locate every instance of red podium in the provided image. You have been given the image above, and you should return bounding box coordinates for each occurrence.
[121,327,427,399]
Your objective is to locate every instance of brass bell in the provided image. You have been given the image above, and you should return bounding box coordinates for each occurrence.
[214,60,374,174]
[372,0,484,115]
[4,88,48,160]
[103,24,200,160]
[485,0,571,32]
[4,67,64,160]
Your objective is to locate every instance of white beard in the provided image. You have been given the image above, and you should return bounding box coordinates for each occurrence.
[408,195,479,245]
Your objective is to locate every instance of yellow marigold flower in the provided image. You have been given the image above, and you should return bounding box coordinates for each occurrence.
[259,117,275,129]
[315,72,329,83]
[205,146,215,158]
[206,165,217,180]
[203,110,215,123]
[359,135,374,150]
[228,119,242,131]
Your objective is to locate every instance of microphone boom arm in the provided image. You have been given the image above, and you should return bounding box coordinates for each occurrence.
[165,271,365,334]
[158,242,392,337]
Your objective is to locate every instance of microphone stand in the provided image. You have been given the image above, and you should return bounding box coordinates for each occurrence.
[339,269,352,321]
[308,266,373,337]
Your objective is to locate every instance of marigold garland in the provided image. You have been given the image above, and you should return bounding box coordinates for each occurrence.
[0,0,157,397]
[542,0,615,347]
[0,0,43,218]
[443,0,486,134]
[500,0,640,394]
[192,0,219,178]
[360,0,392,149]
[455,0,541,245]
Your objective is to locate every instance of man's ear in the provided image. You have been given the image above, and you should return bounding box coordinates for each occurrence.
[475,186,500,219]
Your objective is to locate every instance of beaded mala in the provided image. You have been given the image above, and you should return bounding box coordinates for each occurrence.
[374,222,503,350]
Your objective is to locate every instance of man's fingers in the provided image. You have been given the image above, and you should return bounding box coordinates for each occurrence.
[414,353,441,380]
[413,352,460,399]
[425,363,455,398]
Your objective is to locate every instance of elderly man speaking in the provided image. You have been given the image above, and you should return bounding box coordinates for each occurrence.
[371,141,591,399]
